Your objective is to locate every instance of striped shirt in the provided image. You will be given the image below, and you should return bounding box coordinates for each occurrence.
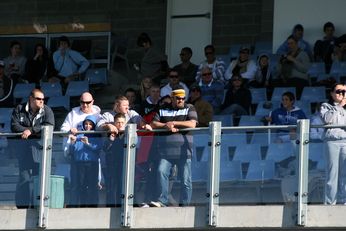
[153,103,197,159]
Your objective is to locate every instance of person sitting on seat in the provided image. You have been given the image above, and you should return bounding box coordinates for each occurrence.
[50,36,90,87]
[276,24,313,60]
[173,47,198,88]
[4,40,27,84]
[313,22,337,73]
[265,91,306,143]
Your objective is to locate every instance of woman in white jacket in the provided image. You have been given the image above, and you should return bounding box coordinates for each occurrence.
[320,83,346,205]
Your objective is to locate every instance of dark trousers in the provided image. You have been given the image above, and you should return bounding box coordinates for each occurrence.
[70,161,99,207]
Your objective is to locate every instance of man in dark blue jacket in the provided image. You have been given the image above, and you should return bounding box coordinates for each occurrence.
[11,88,54,208]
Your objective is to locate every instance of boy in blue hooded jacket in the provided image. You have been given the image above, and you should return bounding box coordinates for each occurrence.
[67,115,102,207]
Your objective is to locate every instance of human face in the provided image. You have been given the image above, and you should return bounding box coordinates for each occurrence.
[324,27,335,38]
[281,95,294,110]
[172,95,185,109]
[80,93,94,114]
[294,29,303,40]
[179,50,191,62]
[11,44,21,57]
[231,76,242,88]
[83,120,94,131]
[287,38,298,52]
[201,69,212,84]
[125,91,136,105]
[169,71,180,85]
[239,49,250,62]
[30,91,45,111]
[149,87,160,101]
[59,41,69,50]
[115,100,129,114]
[36,45,44,56]
[331,84,346,104]
[205,48,215,63]
[142,77,152,89]
[189,88,200,101]
[259,56,269,67]
[114,118,126,131]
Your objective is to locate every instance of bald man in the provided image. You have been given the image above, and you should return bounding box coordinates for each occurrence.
[61,91,102,134]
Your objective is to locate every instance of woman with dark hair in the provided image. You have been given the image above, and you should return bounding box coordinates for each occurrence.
[320,83,346,205]
[265,91,306,143]
[25,43,49,86]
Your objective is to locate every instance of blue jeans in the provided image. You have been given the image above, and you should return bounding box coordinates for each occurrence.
[157,158,192,206]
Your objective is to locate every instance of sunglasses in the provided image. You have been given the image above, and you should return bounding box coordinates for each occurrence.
[80,100,93,105]
[176,97,185,101]
[205,52,213,55]
[169,75,179,78]
[335,89,346,95]
[232,78,241,81]
[34,97,44,101]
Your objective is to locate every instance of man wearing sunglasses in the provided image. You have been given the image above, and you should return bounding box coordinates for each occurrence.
[160,69,189,99]
[11,88,55,208]
[195,44,226,83]
[149,87,197,207]
[61,92,102,135]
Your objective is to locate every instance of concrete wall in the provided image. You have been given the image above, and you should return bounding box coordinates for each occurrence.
[0,0,273,58]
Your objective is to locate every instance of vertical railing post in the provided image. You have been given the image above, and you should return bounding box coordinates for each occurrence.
[207,121,221,227]
[38,125,54,229]
[121,124,137,227]
[296,119,310,226]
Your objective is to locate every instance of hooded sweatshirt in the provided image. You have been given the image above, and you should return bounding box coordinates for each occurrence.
[320,101,346,140]
[70,115,102,162]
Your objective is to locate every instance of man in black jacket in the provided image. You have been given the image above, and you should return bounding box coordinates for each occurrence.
[11,88,55,208]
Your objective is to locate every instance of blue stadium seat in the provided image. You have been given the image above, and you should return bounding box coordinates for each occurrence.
[216,55,231,65]
[191,161,208,182]
[309,142,325,171]
[250,132,274,147]
[65,80,89,97]
[245,160,276,181]
[0,107,14,132]
[232,144,262,163]
[308,62,326,78]
[300,86,326,103]
[250,88,267,105]
[254,41,272,56]
[13,83,35,103]
[330,61,346,76]
[192,133,209,162]
[212,114,233,127]
[294,100,311,117]
[40,82,63,98]
[255,100,280,117]
[86,68,108,85]
[47,95,70,111]
[265,142,295,162]
[271,87,296,101]
[220,161,242,182]
[238,115,263,127]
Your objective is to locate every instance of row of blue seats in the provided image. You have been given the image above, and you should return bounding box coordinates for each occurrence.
[12,68,108,110]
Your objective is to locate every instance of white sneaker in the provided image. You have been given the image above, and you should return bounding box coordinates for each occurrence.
[140,203,149,208]
[150,201,166,207]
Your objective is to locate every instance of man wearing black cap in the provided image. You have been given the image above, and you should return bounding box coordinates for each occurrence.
[0,60,14,107]
[149,87,197,207]
[50,36,90,86]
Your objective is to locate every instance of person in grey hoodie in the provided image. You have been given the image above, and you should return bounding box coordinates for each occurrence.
[320,83,346,205]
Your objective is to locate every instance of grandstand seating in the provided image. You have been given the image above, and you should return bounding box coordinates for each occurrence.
[245,160,276,181]
[300,86,326,103]
[191,161,208,182]
[271,87,296,101]
[232,144,262,163]
[295,100,311,117]
[86,68,108,85]
[40,82,63,98]
[213,114,233,127]
[265,142,295,162]
[253,41,272,57]
[0,107,14,132]
[220,160,242,182]
[330,61,346,77]
[65,80,89,97]
[250,88,267,105]
[238,115,263,127]
[47,95,70,111]
[254,100,280,117]
[13,83,35,103]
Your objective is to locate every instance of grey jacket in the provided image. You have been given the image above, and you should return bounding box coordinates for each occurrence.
[320,102,346,140]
